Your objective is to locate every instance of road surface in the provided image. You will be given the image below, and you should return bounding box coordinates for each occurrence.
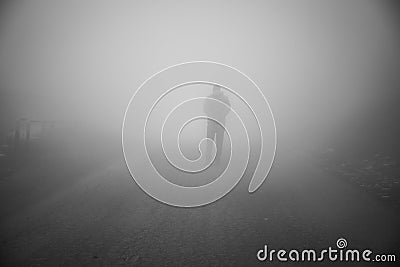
[0,139,399,266]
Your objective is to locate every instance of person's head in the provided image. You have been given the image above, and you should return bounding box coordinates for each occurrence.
[213,85,222,93]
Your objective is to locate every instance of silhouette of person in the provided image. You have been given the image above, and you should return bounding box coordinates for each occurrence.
[204,85,230,163]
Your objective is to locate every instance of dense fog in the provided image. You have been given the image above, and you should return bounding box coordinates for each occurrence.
[1,0,399,153]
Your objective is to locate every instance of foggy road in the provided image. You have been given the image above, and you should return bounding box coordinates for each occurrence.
[1,143,398,266]
[2,1,400,266]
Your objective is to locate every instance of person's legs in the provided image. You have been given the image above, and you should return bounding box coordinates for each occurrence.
[215,125,225,163]
[206,121,216,161]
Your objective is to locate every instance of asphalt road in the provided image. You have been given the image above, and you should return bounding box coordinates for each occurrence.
[0,140,399,266]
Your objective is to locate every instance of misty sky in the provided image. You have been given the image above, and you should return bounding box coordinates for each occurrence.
[1,0,399,149]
